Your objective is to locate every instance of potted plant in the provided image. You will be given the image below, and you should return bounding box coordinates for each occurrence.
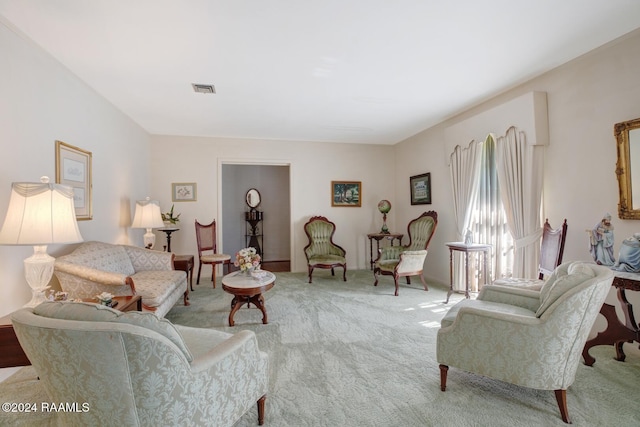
[162,204,181,226]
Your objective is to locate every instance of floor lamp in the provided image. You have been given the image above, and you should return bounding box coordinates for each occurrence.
[0,177,83,307]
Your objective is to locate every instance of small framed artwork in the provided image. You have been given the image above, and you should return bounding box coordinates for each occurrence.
[331,181,361,207]
[172,182,197,202]
[410,173,431,205]
[55,140,93,220]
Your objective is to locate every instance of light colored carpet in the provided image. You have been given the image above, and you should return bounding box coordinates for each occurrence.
[1,270,639,426]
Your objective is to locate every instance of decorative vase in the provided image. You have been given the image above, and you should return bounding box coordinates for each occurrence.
[377,200,392,234]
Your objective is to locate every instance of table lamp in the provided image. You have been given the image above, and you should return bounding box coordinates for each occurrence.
[377,199,392,234]
[0,176,83,307]
[131,197,164,249]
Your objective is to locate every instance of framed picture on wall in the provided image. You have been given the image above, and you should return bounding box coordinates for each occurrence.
[172,182,197,202]
[55,140,93,220]
[410,173,431,205]
[331,181,361,207]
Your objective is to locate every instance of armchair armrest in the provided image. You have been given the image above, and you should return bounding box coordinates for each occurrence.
[376,245,404,262]
[478,284,540,312]
[187,329,266,372]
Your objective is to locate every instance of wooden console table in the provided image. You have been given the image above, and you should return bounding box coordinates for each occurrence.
[445,242,492,303]
[582,273,640,366]
[367,232,403,270]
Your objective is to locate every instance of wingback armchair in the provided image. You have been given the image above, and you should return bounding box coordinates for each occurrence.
[373,211,437,295]
[11,301,269,427]
[437,261,613,423]
[303,216,347,283]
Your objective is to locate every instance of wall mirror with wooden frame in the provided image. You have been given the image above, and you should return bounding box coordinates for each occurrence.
[615,117,640,219]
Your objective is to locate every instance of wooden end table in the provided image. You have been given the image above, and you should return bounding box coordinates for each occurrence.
[174,255,195,291]
[222,271,276,326]
[81,295,142,312]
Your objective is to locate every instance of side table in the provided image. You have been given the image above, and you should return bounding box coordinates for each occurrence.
[582,274,640,366]
[367,232,403,270]
[174,255,195,292]
[158,227,179,252]
[0,314,31,368]
[81,295,143,312]
[445,242,492,303]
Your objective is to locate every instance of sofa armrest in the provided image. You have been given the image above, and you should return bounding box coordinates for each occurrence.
[375,245,404,263]
[123,245,174,271]
[55,261,130,286]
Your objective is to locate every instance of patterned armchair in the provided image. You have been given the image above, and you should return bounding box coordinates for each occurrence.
[11,301,269,426]
[437,261,613,424]
[303,216,347,283]
[373,211,437,295]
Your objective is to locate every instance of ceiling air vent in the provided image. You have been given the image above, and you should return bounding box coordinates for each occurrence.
[192,83,216,94]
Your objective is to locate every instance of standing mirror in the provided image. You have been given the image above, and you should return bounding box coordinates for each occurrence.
[246,188,261,208]
[615,117,640,219]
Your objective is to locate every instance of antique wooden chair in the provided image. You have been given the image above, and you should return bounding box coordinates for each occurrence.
[492,218,567,289]
[195,219,231,288]
[303,216,347,283]
[373,211,438,296]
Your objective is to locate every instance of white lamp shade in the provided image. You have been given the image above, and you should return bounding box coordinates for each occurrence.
[0,180,83,245]
[131,199,164,229]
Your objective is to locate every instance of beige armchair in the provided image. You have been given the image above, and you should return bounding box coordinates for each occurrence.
[374,211,437,295]
[303,216,347,283]
[11,301,269,426]
[437,261,613,423]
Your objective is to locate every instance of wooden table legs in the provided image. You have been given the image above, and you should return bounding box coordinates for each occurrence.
[229,294,268,327]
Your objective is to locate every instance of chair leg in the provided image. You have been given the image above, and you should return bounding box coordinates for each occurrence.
[342,265,347,281]
[211,264,217,289]
[257,395,266,425]
[554,389,571,424]
[439,364,448,391]
[331,267,335,276]
[308,266,314,283]
[196,263,202,285]
[373,269,379,286]
[419,273,429,291]
[394,275,400,296]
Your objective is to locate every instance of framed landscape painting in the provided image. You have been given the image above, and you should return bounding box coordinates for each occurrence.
[331,181,361,207]
[410,173,431,205]
[55,140,93,220]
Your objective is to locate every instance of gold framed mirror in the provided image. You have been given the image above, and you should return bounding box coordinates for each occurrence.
[615,117,640,219]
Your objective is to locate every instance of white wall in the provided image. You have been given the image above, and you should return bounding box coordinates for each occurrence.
[395,29,640,353]
[149,135,396,273]
[0,20,151,317]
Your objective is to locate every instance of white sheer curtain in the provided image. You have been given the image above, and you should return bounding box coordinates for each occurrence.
[473,134,513,283]
[495,126,545,278]
[449,140,482,291]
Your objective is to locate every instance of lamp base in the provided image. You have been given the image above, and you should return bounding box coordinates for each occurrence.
[144,228,156,249]
[23,245,54,308]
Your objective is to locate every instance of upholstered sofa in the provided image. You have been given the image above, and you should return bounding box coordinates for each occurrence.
[54,241,188,317]
[11,301,269,426]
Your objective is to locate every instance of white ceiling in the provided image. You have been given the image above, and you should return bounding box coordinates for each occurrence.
[2,1,640,145]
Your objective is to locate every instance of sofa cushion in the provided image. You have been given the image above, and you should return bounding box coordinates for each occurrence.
[60,241,135,276]
[34,301,193,361]
[131,270,187,308]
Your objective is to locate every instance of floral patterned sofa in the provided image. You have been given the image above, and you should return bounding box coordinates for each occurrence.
[11,301,268,426]
[54,241,188,317]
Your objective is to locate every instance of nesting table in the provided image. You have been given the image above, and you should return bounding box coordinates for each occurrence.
[222,270,276,326]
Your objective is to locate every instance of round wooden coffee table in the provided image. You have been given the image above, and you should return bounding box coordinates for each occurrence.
[222,270,276,326]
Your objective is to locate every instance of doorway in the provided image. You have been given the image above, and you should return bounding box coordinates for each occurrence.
[220,162,291,272]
